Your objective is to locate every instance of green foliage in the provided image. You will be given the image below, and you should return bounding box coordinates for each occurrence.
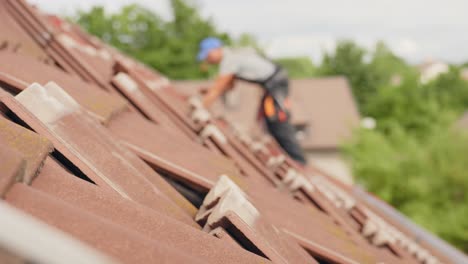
[318,40,415,115]
[73,2,321,80]
[364,68,468,135]
[163,0,231,79]
[73,3,318,80]
[344,126,468,252]
[369,42,415,86]
[274,57,316,78]
[316,39,468,251]
[423,67,468,113]
[319,40,376,111]
[340,51,468,251]
[73,1,230,79]
[365,75,453,138]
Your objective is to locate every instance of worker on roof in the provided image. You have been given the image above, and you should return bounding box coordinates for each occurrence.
[197,37,307,165]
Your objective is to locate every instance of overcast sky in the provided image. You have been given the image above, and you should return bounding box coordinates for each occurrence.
[28,0,468,64]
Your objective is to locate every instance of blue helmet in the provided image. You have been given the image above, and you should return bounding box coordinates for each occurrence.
[197,37,223,61]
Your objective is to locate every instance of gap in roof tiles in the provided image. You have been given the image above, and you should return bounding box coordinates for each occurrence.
[51,151,96,185]
[0,81,22,94]
[302,247,335,264]
[224,223,270,260]
[2,107,96,185]
[154,168,206,208]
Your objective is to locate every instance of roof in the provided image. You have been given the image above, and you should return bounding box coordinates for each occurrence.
[0,1,465,263]
[174,76,361,150]
[418,60,450,84]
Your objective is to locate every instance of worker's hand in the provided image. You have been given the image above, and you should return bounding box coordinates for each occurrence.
[202,74,235,108]
[226,78,236,90]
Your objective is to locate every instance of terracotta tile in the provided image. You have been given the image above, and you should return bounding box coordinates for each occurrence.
[107,110,242,190]
[0,201,117,264]
[31,158,269,264]
[197,176,318,264]
[1,87,196,225]
[5,184,204,264]
[112,72,182,131]
[0,2,49,62]
[0,116,52,184]
[0,138,25,196]
[0,52,127,123]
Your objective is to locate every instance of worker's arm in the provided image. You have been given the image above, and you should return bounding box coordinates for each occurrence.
[202,74,235,108]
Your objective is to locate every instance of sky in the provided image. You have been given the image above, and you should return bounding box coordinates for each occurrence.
[27,0,468,64]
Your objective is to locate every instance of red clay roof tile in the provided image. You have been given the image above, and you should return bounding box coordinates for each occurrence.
[0,116,52,184]
[0,138,25,196]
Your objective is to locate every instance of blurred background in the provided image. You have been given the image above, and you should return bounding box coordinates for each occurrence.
[29,0,468,253]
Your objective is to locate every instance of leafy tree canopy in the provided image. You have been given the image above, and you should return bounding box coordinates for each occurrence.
[73,0,230,79]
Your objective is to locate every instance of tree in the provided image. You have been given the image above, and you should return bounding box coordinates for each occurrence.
[365,68,468,136]
[344,125,468,252]
[73,0,230,79]
[318,41,416,115]
[343,67,468,252]
[366,76,449,137]
[163,0,231,79]
[318,40,379,113]
[423,67,468,113]
[368,42,416,89]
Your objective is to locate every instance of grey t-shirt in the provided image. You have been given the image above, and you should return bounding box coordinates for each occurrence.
[219,47,276,82]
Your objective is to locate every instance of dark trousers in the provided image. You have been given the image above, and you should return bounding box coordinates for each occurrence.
[260,69,307,165]
[265,116,307,165]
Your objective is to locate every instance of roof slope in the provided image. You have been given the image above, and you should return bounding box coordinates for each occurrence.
[0,1,465,263]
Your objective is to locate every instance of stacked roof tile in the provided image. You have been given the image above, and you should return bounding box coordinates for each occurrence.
[0,1,466,263]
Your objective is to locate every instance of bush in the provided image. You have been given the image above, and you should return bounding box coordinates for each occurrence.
[344,121,468,252]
